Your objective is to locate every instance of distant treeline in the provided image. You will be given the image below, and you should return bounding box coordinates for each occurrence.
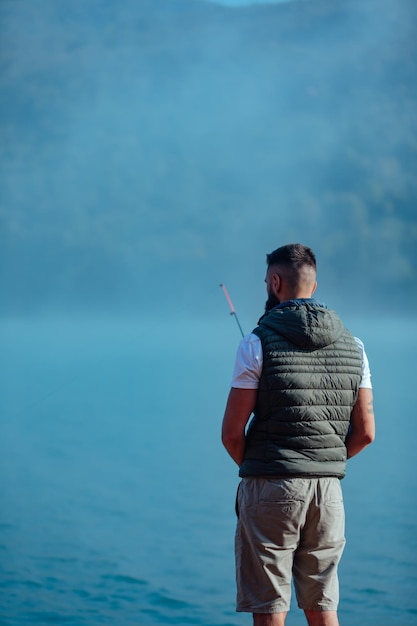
[1,0,416,314]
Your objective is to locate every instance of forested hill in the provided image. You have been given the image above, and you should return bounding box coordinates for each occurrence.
[1,0,416,316]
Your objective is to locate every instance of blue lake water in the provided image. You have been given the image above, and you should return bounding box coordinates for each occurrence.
[1,314,416,625]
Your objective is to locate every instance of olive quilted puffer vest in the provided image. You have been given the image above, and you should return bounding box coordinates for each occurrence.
[239,300,362,479]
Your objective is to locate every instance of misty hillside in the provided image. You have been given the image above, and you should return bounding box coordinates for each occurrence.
[1,0,416,316]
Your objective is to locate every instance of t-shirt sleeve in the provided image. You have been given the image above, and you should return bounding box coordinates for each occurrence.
[231,333,263,389]
[354,336,372,388]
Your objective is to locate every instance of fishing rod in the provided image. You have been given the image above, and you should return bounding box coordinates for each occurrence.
[219,284,244,338]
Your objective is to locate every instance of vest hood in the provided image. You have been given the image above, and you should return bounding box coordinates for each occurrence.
[258,300,344,351]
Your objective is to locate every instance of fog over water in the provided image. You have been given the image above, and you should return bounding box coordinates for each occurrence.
[1,0,416,319]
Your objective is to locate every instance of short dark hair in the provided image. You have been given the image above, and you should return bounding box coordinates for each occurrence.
[266,243,316,271]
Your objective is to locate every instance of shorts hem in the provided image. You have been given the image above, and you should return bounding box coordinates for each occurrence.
[237,605,290,614]
[298,605,339,612]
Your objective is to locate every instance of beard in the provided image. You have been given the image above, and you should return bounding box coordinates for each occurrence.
[265,292,280,313]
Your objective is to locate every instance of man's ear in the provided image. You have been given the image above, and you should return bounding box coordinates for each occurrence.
[272,273,281,295]
[311,280,317,296]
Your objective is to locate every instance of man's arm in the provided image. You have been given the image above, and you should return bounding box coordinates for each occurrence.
[221,387,257,466]
[345,387,375,459]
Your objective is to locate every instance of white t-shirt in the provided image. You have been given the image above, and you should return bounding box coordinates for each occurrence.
[231,333,372,389]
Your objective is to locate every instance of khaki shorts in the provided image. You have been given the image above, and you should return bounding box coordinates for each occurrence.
[235,476,345,613]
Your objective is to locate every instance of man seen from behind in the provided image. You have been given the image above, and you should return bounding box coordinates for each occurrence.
[221,243,375,626]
